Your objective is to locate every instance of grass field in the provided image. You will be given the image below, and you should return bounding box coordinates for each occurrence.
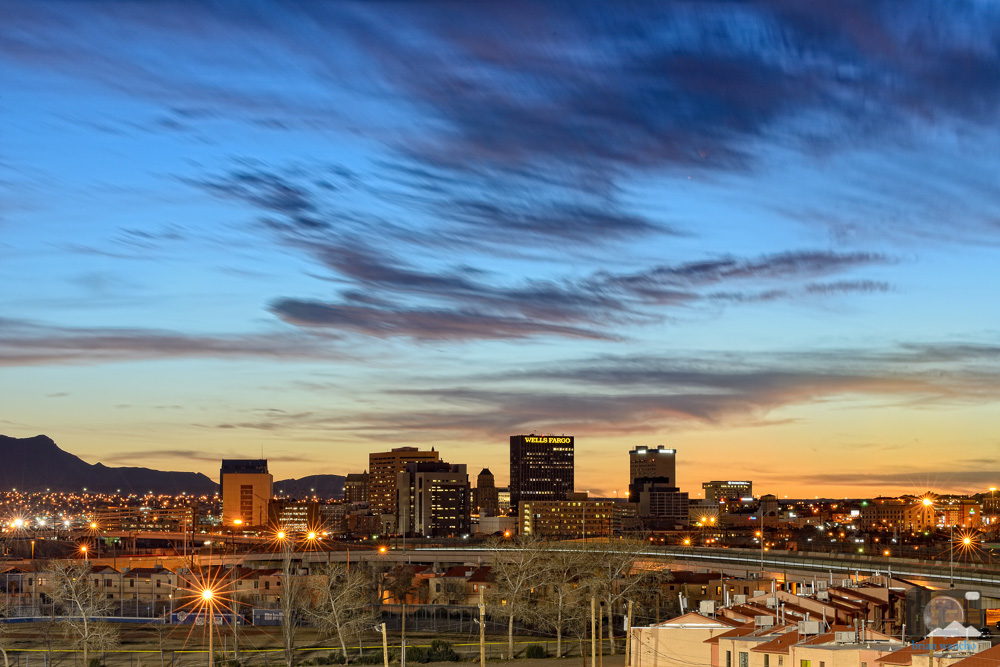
[0,623,630,667]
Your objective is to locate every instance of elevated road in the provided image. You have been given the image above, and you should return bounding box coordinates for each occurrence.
[12,534,1000,598]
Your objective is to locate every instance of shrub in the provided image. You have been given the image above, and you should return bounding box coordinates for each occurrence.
[406,646,431,663]
[525,644,548,659]
[88,659,101,667]
[428,639,460,662]
[355,650,395,665]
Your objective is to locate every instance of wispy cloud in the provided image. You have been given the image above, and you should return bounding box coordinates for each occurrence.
[0,317,340,367]
[193,339,1000,439]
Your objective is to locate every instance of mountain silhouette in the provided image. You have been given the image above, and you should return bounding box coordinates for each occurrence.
[273,474,345,499]
[0,434,217,495]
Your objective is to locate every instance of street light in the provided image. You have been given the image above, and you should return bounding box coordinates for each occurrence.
[201,588,215,667]
[81,545,88,561]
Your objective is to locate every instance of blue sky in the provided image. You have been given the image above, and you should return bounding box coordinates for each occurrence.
[3,1,1000,497]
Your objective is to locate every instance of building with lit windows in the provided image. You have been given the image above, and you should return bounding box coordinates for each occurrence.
[267,499,320,533]
[220,459,272,528]
[859,497,935,530]
[519,492,614,539]
[475,468,500,517]
[630,446,677,485]
[396,460,471,537]
[702,481,753,508]
[344,472,369,503]
[509,434,574,509]
[368,447,440,515]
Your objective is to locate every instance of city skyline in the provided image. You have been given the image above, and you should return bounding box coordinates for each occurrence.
[3,2,1000,498]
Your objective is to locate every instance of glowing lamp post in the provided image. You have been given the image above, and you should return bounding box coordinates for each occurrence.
[81,545,88,561]
[201,587,215,666]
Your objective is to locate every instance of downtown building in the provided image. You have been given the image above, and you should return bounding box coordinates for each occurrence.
[629,446,689,528]
[518,491,638,539]
[368,446,440,515]
[344,472,369,503]
[396,461,471,537]
[509,434,574,509]
[220,459,273,528]
[702,480,753,510]
[474,468,500,517]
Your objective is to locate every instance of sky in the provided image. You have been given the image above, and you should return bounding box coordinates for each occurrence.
[3,1,1000,499]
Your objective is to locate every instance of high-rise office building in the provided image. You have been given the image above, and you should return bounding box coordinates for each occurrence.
[344,472,369,503]
[629,446,677,485]
[220,459,273,528]
[509,434,574,508]
[397,461,471,537]
[628,447,687,527]
[368,447,440,514]
[474,468,500,517]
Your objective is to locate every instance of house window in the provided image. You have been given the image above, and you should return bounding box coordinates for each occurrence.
[779,658,783,666]
[129,580,134,588]
[156,580,161,588]
[739,652,749,667]
[765,656,770,667]
[801,661,810,667]
[264,581,270,590]
[726,651,732,667]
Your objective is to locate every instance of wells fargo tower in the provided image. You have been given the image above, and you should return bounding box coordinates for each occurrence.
[509,434,574,509]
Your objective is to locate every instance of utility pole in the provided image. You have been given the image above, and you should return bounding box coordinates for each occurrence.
[381,623,389,667]
[591,597,597,667]
[626,600,633,667]
[949,522,955,588]
[479,587,486,667]
[598,602,604,667]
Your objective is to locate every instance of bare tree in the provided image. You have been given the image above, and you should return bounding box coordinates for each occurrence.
[0,590,13,667]
[485,535,547,659]
[278,549,307,667]
[586,539,664,654]
[230,591,254,663]
[526,544,592,657]
[304,563,379,661]
[384,565,417,605]
[48,560,120,664]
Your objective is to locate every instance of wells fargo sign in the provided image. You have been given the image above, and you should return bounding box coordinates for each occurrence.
[523,436,573,444]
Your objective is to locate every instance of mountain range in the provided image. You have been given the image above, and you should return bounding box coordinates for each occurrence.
[0,435,344,498]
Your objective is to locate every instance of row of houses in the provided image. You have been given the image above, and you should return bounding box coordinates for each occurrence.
[0,562,286,616]
[631,582,992,667]
[0,561,497,616]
